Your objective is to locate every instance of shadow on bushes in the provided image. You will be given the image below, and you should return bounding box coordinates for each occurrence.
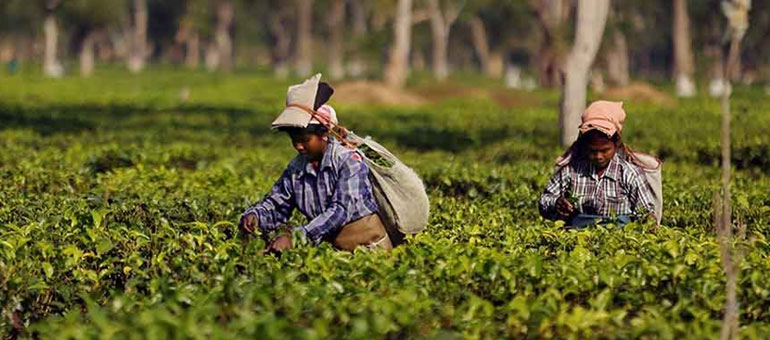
[0,103,262,136]
[696,143,770,170]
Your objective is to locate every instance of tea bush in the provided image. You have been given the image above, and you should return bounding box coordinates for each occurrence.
[1,70,769,339]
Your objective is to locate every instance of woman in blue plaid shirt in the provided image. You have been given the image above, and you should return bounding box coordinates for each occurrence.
[539,101,657,228]
[239,75,392,253]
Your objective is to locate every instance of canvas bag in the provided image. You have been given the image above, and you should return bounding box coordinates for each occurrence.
[630,152,663,224]
[345,132,430,240]
[554,149,663,224]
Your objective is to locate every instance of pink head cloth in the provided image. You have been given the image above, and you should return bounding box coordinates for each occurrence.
[579,100,626,137]
[309,104,338,126]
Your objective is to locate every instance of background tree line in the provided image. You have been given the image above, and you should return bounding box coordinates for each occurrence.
[1,0,768,92]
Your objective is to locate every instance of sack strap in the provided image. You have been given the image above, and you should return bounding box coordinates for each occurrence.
[286,103,358,148]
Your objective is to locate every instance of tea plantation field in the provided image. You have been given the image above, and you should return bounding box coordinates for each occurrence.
[1,70,770,339]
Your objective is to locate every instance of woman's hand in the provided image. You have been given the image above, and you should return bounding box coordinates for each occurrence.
[556,197,575,218]
[265,235,292,254]
[239,213,258,235]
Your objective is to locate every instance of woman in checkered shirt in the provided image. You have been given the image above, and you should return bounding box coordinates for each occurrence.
[539,101,657,228]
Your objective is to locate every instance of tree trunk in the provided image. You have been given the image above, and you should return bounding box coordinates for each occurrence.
[127,0,148,73]
[505,62,522,89]
[707,43,726,97]
[80,30,98,77]
[488,50,504,79]
[295,0,314,76]
[268,5,292,78]
[205,41,220,71]
[673,0,696,97]
[43,1,63,78]
[534,0,569,87]
[95,30,114,61]
[606,30,629,86]
[327,0,345,80]
[214,0,234,72]
[0,38,14,63]
[718,2,750,339]
[186,31,200,69]
[385,0,413,88]
[347,0,368,77]
[560,0,610,146]
[469,16,494,77]
[718,42,737,340]
[590,68,606,93]
[427,0,449,80]
[411,50,426,71]
[175,20,198,68]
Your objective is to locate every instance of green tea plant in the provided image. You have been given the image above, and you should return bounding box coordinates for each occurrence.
[1,70,769,339]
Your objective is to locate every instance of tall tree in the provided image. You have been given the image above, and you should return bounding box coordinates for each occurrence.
[560,0,610,146]
[468,15,494,77]
[127,0,148,73]
[466,0,535,79]
[1,0,42,63]
[270,12,292,77]
[605,29,629,86]
[426,0,464,80]
[690,0,729,96]
[385,0,413,88]
[604,5,630,87]
[740,0,770,83]
[43,0,64,77]
[717,1,750,340]
[347,0,368,77]
[327,0,345,80]
[295,0,314,76]
[673,0,696,97]
[208,0,233,72]
[532,0,570,87]
[63,0,124,77]
[175,19,200,69]
[175,0,210,70]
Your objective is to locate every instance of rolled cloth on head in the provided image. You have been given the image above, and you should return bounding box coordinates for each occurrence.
[579,100,626,137]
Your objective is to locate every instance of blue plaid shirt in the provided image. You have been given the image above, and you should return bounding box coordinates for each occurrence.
[243,140,379,244]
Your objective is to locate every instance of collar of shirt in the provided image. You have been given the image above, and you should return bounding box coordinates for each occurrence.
[297,140,338,177]
[580,153,622,181]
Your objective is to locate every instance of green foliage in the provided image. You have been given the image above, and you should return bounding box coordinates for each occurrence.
[1,70,770,338]
[62,0,126,29]
[0,0,46,33]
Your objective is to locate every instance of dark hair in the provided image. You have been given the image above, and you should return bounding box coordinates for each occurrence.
[567,130,622,161]
[569,130,654,169]
[278,124,329,136]
[578,129,620,146]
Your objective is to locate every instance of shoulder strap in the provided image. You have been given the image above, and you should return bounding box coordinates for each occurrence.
[285,103,357,149]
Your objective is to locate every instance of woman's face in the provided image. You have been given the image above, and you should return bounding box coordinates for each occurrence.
[288,129,328,161]
[583,132,617,169]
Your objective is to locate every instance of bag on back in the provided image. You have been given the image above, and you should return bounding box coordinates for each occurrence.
[346,132,430,245]
[630,152,663,224]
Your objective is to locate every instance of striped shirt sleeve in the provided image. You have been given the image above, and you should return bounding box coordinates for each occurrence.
[242,168,296,234]
[626,167,657,218]
[539,166,571,220]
